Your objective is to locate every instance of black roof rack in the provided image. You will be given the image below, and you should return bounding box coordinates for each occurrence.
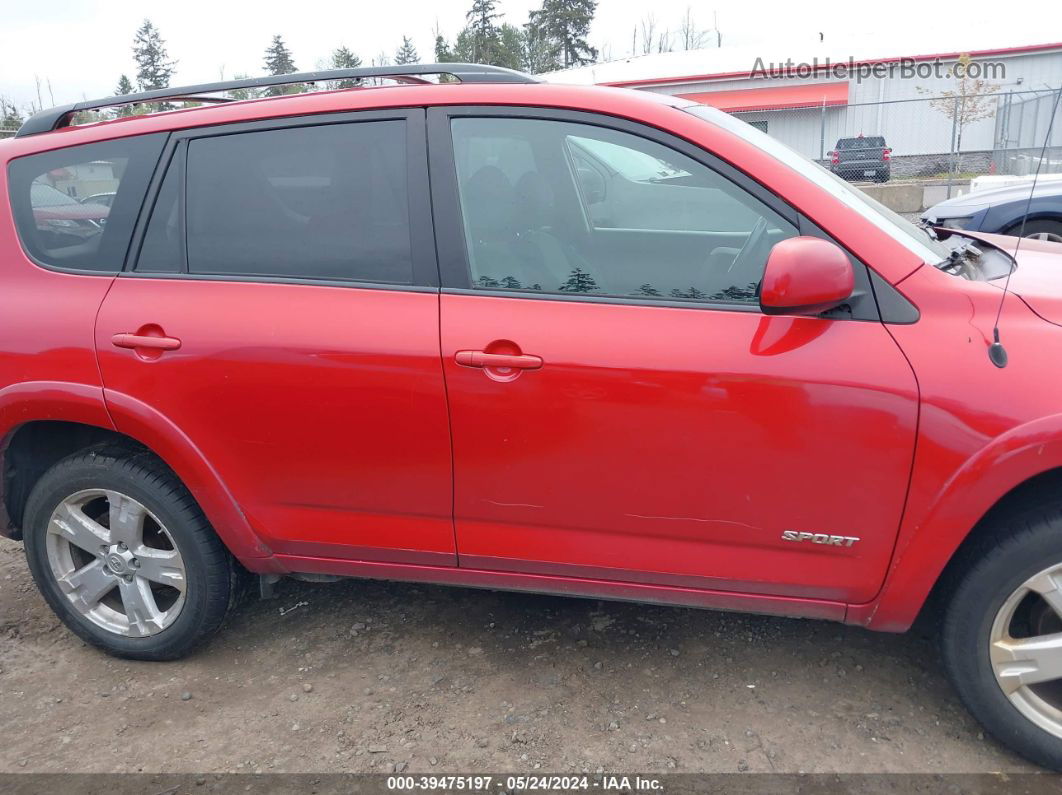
[16,63,538,138]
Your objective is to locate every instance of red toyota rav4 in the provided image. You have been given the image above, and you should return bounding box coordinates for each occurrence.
[4,63,1062,768]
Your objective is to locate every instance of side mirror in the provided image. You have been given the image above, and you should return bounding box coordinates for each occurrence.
[759,237,854,316]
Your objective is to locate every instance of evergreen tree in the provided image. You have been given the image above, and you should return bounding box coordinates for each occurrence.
[395,36,419,65]
[466,0,503,64]
[523,17,562,73]
[636,283,661,297]
[559,267,599,293]
[132,20,176,92]
[113,74,136,117]
[531,0,598,68]
[497,24,526,71]
[329,46,363,89]
[435,34,455,63]
[263,35,300,96]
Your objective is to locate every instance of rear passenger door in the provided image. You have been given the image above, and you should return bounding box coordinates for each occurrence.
[96,110,456,566]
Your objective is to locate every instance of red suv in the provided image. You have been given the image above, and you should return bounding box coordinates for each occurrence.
[4,64,1062,769]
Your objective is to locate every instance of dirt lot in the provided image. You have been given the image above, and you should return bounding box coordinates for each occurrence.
[0,536,1039,775]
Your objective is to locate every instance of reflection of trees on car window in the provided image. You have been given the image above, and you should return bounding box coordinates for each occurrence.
[710,282,759,303]
[558,268,600,293]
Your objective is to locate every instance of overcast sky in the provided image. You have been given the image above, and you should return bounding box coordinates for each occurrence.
[2,0,1060,109]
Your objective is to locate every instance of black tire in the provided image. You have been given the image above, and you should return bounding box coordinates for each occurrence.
[876,169,890,183]
[1004,218,1062,243]
[942,505,1062,770]
[23,446,238,660]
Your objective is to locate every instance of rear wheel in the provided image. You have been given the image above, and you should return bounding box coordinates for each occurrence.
[23,448,238,660]
[943,506,1062,769]
[1005,219,1062,243]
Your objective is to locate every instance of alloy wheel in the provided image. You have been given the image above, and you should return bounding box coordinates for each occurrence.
[991,562,1062,737]
[1026,231,1062,243]
[45,489,186,637]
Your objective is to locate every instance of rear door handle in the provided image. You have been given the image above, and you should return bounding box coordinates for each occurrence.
[111,333,182,351]
[455,351,543,370]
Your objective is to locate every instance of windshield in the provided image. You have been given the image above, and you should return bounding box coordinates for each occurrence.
[683,105,952,265]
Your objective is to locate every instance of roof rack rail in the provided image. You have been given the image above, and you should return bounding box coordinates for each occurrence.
[15,63,538,138]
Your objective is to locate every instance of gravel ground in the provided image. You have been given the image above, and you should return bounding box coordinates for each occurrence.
[0,536,1039,775]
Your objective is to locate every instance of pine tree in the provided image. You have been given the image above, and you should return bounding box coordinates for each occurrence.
[132,20,176,92]
[329,46,363,89]
[395,36,419,65]
[497,24,526,71]
[522,17,562,73]
[636,283,661,297]
[435,34,455,63]
[466,0,502,64]
[559,267,599,293]
[263,35,299,96]
[531,0,598,69]
[113,74,136,117]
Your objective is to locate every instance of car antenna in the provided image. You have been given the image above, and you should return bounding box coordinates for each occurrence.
[988,84,1062,368]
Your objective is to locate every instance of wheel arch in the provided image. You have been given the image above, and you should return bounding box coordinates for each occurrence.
[0,382,275,566]
[1001,212,1062,236]
[850,414,1062,631]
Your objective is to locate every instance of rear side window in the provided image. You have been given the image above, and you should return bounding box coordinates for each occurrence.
[7,134,165,272]
[138,121,413,284]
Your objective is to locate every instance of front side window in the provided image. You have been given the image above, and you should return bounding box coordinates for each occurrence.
[450,117,798,305]
[8,134,165,271]
[138,121,413,284]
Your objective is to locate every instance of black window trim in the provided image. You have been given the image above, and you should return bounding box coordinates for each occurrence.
[427,105,809,314]
[427,105,899,320]
[123,107,440,291]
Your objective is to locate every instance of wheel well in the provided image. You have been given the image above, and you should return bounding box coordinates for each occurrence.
[922,467,1062,620]
[1003,216,1062,235]
[1,421,148,539]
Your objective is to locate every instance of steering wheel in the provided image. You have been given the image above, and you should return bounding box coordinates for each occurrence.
[726,216,770,275]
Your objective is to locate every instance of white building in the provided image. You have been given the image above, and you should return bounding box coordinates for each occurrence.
[543,39,1062,174]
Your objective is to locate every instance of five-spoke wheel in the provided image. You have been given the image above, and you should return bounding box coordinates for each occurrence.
[46,489,186,637]
[23,447,237,660]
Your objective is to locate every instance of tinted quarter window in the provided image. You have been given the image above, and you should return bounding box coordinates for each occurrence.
[7,134,166,272]
[184,121,412,284]
[450,118,797,305]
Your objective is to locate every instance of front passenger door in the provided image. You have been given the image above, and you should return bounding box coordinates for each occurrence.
[431,108,919,603]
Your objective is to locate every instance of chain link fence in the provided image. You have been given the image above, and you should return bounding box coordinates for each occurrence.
[732,88,1062,192]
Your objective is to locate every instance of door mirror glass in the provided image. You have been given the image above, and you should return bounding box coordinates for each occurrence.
[759,237,854,316]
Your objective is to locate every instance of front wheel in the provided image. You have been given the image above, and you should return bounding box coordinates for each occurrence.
[943,507,1062,769]
[1005,219,1062,243]
[23,448,238,660]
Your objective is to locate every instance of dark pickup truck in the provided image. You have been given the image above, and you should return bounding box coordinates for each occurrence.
[829,135,891,182]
